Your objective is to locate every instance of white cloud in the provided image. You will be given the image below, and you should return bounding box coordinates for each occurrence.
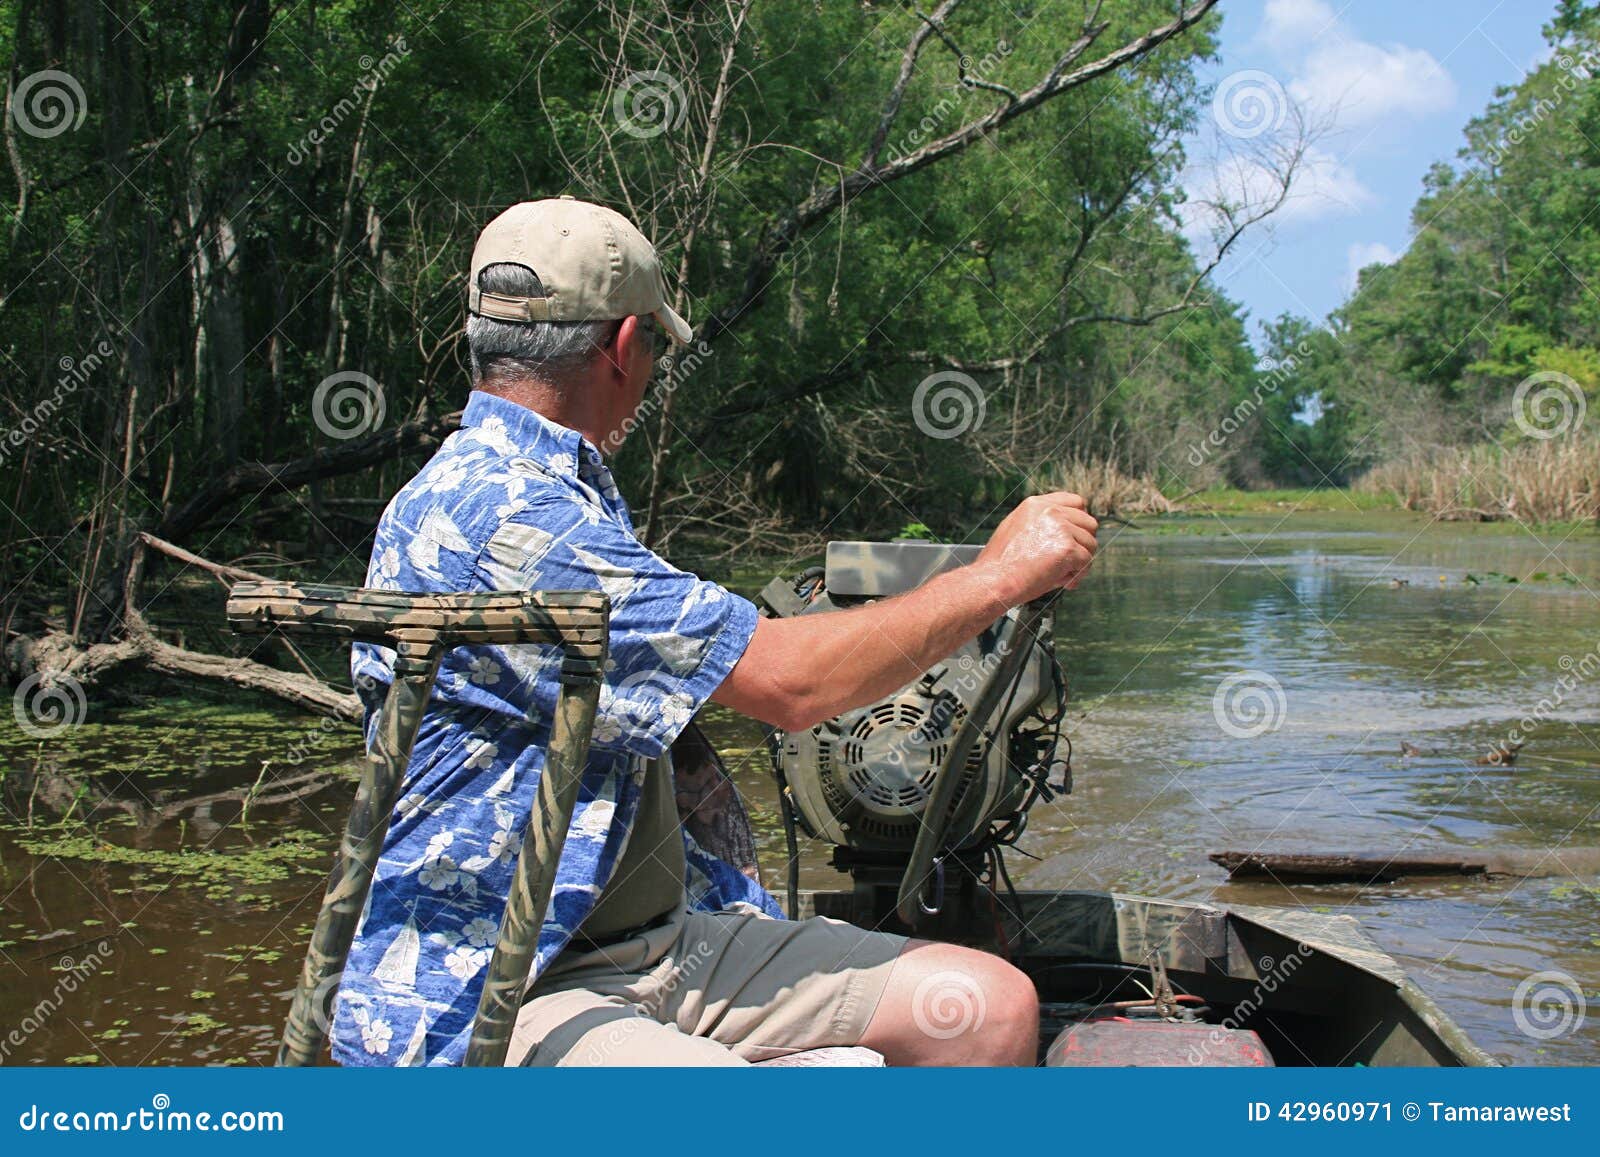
[1187,5,1456,232]
[1252,2,1457,129]
[1289,148,1375,219]
[1178,146,1372,255]
[1256,0,1339,57]
[1182,4,1454,314]
[1220,147,1373,223]
[1291,40,1456,127]
[1345,240,1399,292]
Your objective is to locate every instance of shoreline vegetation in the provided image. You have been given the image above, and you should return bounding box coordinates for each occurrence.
[1356,436,1600,523]
[1025,439,1600,526]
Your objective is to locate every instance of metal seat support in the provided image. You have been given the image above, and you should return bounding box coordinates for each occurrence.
[226,581,610,1067]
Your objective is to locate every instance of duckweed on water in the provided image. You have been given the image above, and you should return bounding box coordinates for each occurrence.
[11,828,328,897]
[178,1013,226,1038]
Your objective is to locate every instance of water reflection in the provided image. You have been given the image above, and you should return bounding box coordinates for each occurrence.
[3,758,341,844]
[1010,517,1600,1065]
[0,708,356,1065]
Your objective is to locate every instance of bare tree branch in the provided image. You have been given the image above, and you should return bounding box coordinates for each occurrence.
[862,0,965,170]
[702,0,1220,345]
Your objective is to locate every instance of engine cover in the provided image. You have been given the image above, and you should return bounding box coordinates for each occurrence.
[763,541,1062,853]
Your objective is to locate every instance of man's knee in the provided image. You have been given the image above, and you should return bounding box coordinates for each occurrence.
[935,949,1038,1066]
[867,940,1039,1066]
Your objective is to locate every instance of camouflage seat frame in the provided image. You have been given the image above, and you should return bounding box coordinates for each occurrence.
[225,581,610,1068]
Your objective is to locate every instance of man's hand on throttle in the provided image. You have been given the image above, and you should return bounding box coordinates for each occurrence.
[974,492,1100,604]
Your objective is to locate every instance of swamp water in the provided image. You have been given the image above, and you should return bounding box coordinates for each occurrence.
[3,512,1597,1065]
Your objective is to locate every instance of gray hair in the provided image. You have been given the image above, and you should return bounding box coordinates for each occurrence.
[466,262,613,384]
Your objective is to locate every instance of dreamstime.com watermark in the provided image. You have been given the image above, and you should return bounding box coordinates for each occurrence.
[578,938,715,1063]
[285,38,411,165]
[879,39,1014,165]
[1211,669,1287,739]
[17,1095,283,1134]
[600,337,715,454]
[9,69,87,138]
[1504,640,1600,752]
[908,638,1017,746]
[612,69,688,139]
[817,631,1024,814]
[912,370,986,439]
[1481,48,1598,168]
[1511,370,1586,440]
[283,672,377,765]
[1511,969,1587,1041]
[911,968,988,1040]
[1,941,113,1063]
[313,370,386,439]
[1185,942,1314,1063]
[1,337,116,468]
[11,673,88,738]
[1212,69,1289,140]
[596,667,697,748]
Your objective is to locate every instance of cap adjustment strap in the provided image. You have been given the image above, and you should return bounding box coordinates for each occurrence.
[467,285,557,322]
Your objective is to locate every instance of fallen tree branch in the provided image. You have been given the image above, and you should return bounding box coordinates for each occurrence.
[1211,848,1600,883]
[138,532,275,585]
[8,624,359,720]
[140,630,358,717]
[7,529,362,722]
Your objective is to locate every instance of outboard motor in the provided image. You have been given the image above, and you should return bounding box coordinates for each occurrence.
[757,540,1071,935]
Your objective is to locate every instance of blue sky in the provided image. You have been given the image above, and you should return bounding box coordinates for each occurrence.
[1188,0,1552,346]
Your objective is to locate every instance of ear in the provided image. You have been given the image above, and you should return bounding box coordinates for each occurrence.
[609,315,648,382]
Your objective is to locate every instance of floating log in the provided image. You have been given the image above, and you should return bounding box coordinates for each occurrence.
[1211,848,1600,884]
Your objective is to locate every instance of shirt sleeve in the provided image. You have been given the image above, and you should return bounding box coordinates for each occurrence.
[474,490,758,759]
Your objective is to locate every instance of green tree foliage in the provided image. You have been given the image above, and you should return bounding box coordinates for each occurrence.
[1258,1,1600,473]
[1239,316,1354,486]
[1,0,1279,653]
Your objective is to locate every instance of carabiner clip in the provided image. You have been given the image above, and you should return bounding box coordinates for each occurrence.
[919,855,947,916]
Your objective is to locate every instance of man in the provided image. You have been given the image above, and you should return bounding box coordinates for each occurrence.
[330,197,1099,1067]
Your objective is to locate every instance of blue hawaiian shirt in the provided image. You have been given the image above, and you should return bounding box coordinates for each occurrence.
[329,390,778,1067]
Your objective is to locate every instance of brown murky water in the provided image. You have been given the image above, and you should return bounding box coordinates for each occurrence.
[3,511,1597,1065]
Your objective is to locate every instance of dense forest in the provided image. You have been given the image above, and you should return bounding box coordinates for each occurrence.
[1,1,1597,707]
[1256,0,1600,519]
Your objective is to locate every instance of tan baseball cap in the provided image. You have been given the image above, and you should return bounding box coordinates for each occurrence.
[466,196,692,344]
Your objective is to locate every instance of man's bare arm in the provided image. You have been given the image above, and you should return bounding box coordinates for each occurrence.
[711,493,1099,732]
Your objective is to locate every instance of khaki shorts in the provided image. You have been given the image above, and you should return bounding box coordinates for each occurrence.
[507,907,908,1066]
